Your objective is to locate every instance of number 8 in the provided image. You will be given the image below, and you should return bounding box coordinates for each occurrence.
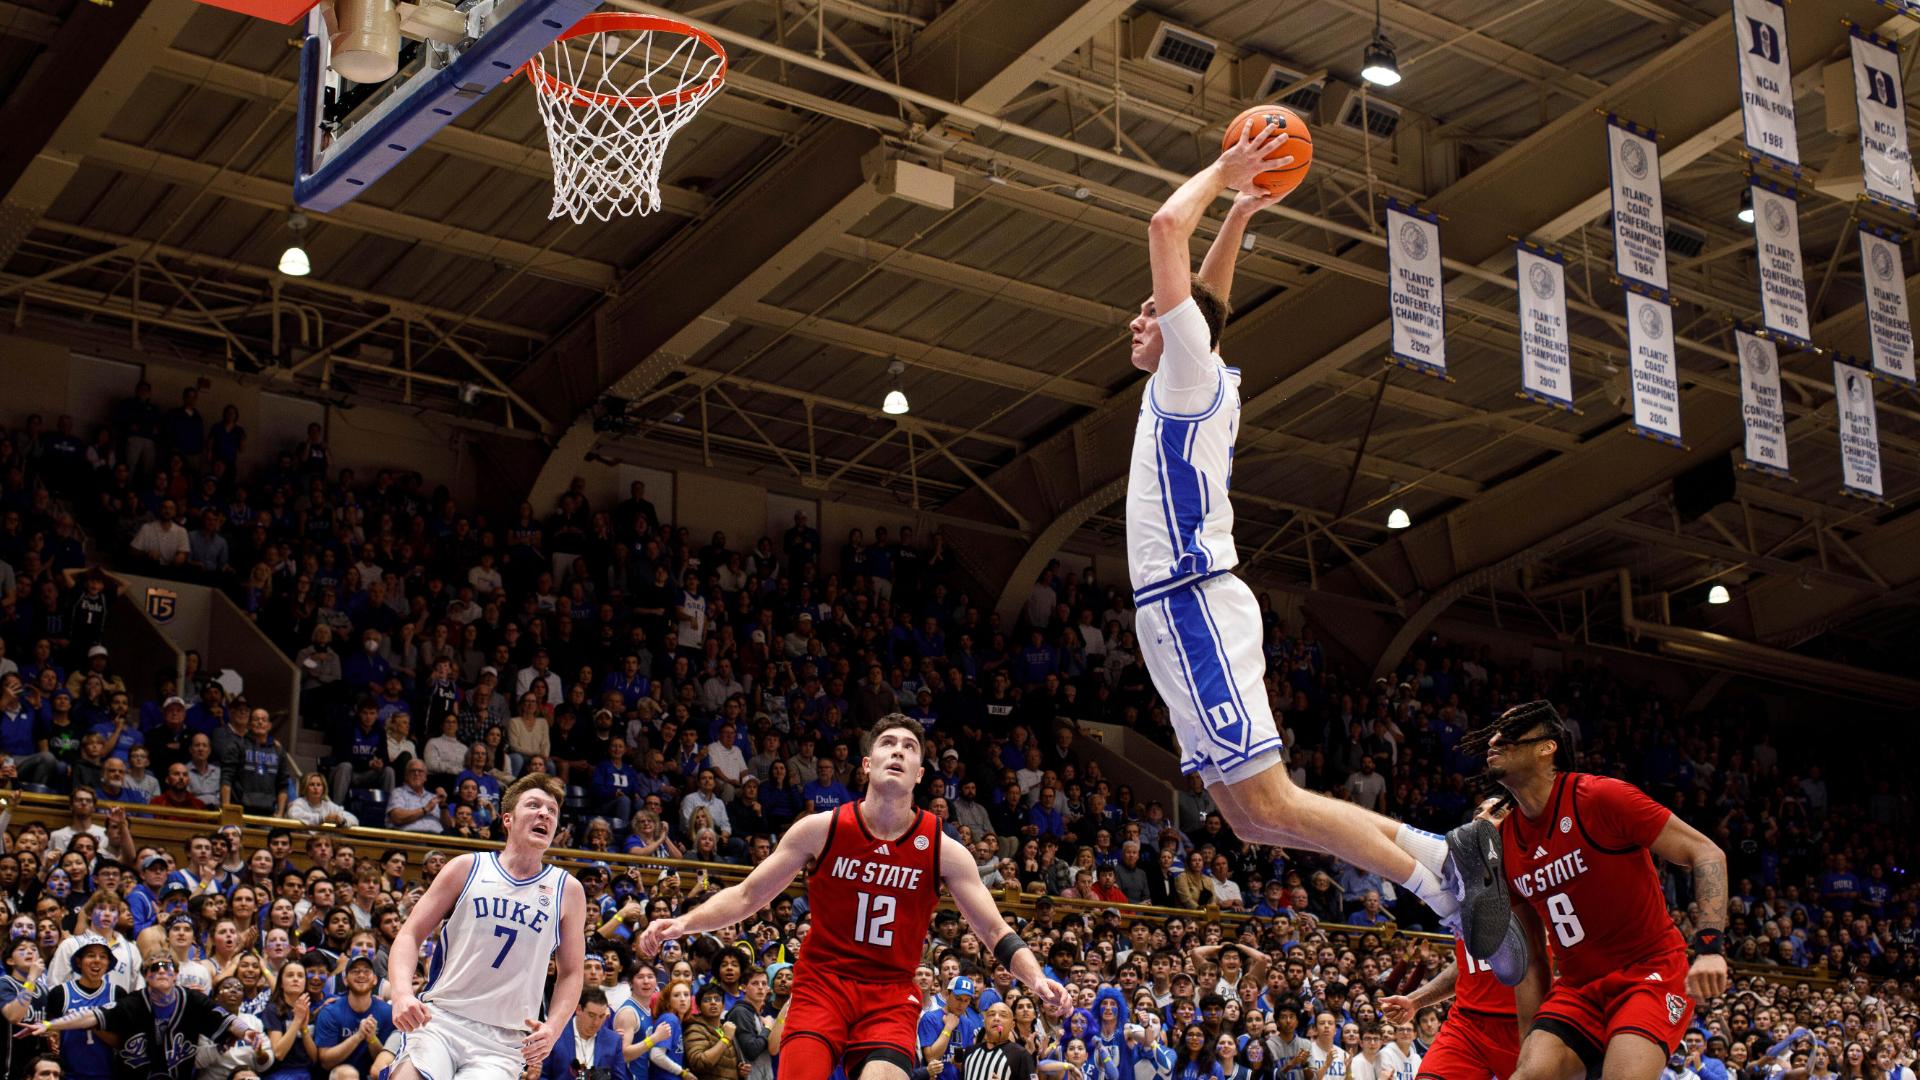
[1546,893,1586,947]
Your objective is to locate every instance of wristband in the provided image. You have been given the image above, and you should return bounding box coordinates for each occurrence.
[1691,928,1724,955]
[993,931,1026,970]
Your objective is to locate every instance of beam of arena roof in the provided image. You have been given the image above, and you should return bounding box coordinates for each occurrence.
[83,140,617,293]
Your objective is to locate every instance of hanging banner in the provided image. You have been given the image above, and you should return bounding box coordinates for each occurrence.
[1387,202,1447,377]
[1851,29,1916,212]
[1608,118,1669,295]
[1860,226,1916,386]
[1732,0,1799,168]
[1834,361,1885,498]
[1627,291,1683,446]
[1749,180,1812,346]
[1515,245,1574,409]
[1736,330,1790,477]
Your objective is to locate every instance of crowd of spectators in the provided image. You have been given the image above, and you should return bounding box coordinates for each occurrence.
[0,380,1915,1080]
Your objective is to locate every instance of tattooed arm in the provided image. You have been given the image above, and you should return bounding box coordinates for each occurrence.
[1653,813,1730,1002]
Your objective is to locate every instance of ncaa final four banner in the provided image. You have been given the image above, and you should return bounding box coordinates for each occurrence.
[1748,179,1812,347]
[1608,117,1669,296]
[1851,27,1917,213]
[1859,225,1916,386]
[1386,201,1447,378]
[1626,291,1683,446]
[1834,361,1885,499]
[1732,0,1799,168]
[1736,330,1789,477]
[1514,244,1574,410]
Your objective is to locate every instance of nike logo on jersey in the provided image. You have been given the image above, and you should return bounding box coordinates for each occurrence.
[875,844,890,856]
[1533,846,1548,859]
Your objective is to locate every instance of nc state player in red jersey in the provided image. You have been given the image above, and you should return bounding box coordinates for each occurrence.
[1471,703,1729,1080]
[1382,804,1521,1080]
[637,715,1072,1080]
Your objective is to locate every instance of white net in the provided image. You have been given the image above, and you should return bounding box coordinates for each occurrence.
[525,16,726,223]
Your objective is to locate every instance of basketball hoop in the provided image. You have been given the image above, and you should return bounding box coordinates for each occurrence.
[521,13,727,223]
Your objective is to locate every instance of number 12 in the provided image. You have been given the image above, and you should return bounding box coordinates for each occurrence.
[852,892,896,947]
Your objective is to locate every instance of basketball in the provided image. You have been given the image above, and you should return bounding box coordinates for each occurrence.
[1222,104,1313,196]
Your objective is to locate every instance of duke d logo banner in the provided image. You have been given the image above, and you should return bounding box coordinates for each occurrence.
[1515,245,1573,409]
[1835,362,1885,499]
[1860,226,1915,386]
[1627,292,1682,446]
[1608,118,1668,295]
[1749,181,1811,347]
[1851,29,1916,212]
[1732,0,1798,167]
[1387,202,1447,377]
[1736,330,1789,477]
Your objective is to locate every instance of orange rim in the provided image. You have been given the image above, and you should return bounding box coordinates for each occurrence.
[521,13,728,110]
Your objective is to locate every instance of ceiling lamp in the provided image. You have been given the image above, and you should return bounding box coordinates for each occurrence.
[1707,584,1731,605]
[1737,188,1755,225]
[1387,506,1412,530]
[882,359,910,415]
[1360,1,1401,87]
[278,211,311,277]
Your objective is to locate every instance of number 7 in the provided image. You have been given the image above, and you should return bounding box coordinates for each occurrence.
[491,925,518,968]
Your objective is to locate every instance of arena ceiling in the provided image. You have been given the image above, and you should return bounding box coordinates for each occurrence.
[3,0,1919,693]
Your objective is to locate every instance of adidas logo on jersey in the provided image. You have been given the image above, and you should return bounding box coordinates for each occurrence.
[1645,972,1663,981]
[1533,846,1548,859]
[875,844,890,855]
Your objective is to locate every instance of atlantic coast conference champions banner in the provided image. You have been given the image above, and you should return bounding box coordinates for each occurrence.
[1515,245,1574,409]
[1733,0,1799,167]
[1737,330,1789,476]
[1749,181,1812,346]
[1627,292,1683,445]
[1387,202,1447,377]
[1851,28,1917,212]
[1608,118,1669,294]
[1835,362,1885,499]
[1860,226,1916,385]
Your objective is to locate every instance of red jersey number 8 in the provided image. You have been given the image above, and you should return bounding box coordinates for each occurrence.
[1546,893,1587,947]
[853,891,897,947]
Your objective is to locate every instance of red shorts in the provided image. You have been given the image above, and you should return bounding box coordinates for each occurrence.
[1533,950,1693,1068]
[783,969,922,1071]
[1419,1008,1520,1080]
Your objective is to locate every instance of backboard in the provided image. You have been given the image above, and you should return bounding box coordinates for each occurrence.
[294,0,598,212]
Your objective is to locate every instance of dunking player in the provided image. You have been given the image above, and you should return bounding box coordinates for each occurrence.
[1382,803,1520,1080]
[385,774,588,1080]
[637,714,1072,1080]
[1128,117,1515,967]
[1472,702,1728,1080]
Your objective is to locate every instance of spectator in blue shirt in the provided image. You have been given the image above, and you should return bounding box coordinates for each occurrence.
[918,976,982,1069]
[590,737,643,825]
[313,956,393,1078]
[1028,786,1066,841]
[800,758,853,813]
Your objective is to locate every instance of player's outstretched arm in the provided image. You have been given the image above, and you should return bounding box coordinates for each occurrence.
[1148,124,1290,318]
[937,833,1071,1014]
[1650,813,1730,1001]
[1379,962,1456,1023]
[387,851,475,1031]
[635,812,827,955]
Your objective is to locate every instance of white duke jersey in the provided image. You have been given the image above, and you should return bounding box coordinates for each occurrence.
[1127,296,1242,598]
[422,852,566,1028]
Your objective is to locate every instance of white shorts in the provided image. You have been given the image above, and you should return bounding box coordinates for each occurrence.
[1134,570,1282,786]
[395,1010,526,1080]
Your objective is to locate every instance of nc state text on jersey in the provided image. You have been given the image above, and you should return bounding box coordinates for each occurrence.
[829,856,926,890]
[1511,848,1592,898]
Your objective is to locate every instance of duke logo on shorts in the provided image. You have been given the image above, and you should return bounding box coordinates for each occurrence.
[1126,296,1281,786]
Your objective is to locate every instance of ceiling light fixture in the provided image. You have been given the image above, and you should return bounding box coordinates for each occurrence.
[1387,506,1411,530]
[1360,0,1402,87]
[1737,187,1755,225]
[1707,584,1731,605]
[882,359,910,415]
[278,211,311,277]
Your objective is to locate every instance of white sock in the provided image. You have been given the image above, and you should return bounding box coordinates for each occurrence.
[1395,824,1450,875]
[1402,862,1458,918]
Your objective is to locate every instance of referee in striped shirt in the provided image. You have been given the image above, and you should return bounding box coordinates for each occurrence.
[959,1003,1038,1080]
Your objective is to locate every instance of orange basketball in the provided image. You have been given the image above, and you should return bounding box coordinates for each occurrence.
[1222,104,1313,197]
